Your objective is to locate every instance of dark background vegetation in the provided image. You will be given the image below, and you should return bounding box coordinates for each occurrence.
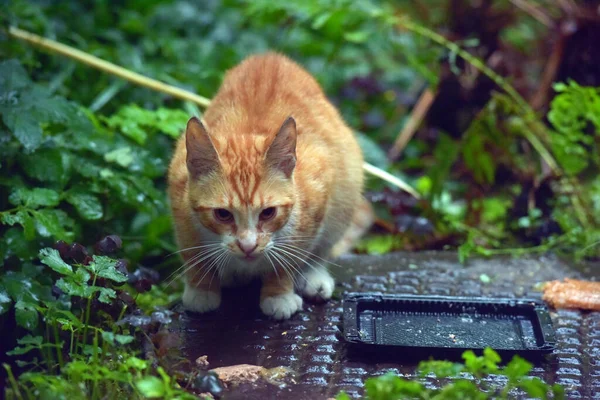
[0,0,599,398]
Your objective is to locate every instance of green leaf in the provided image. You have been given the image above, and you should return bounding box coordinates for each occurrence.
[102,331,135,345]
[519,378,551,399]
[66,190,103,220]
[21,149,67,183]
[39,248,73,276]
[55,278,88,299]
[2,112,43,151]
[0,288,12,314]
[9,188,61,208]
[418,360,464,378]
[6,335,43,356]
[33,209,71,240]
[126,356,149,371]
[105,146,134,167]
[365,373,426,398]
[0,59,30,91]
[86,256,128,283]
[0,210,35,240]
[97,287,117,303]
[73,268,91,284]
[428,133,460,199]
[344,30,370,43]
[15,300,38,330]
[547,81,600,176]
[358,235,397,255]
[504,355,532,380]
[136,376,166,398]
[103,104,189,142]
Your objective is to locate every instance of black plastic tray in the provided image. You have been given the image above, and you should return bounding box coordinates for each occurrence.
[342,293,556,354]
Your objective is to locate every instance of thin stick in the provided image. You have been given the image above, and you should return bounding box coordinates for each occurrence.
[7,26,420,198]
[395,18,560,173]
[388,88,435,161]
[530,31,566,110]
[8,26,212,108]
[509,0,555,28]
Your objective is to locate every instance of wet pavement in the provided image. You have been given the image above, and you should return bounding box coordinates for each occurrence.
[174,252,600,399]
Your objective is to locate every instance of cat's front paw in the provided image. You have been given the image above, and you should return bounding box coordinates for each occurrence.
[260,292,302,320]
[182,284,221,313]
[298,268,334,303]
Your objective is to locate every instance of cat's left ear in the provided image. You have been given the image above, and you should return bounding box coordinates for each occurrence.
[266,117,297,178]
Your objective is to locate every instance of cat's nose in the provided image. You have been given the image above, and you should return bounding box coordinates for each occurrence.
[236,239,257,255]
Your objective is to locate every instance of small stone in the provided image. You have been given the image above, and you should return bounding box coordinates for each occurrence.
[196,355,210,368]
[193,372,224,398]
[211,364,266,386]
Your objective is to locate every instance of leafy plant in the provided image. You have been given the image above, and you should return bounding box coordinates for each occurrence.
[548,81,600,176]
[337,348,564,400]
[0,59,178,266]
[2,239,195,400]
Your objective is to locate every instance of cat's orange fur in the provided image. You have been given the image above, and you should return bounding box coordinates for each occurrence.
[168,53,372,319]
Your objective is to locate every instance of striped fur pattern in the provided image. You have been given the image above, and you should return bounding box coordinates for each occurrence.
[168,53,372,319]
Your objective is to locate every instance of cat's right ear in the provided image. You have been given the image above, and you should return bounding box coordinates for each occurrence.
[185,117,220,178]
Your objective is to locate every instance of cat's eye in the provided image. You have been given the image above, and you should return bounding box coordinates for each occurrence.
[259,207,277,221]
[213,208,234,223]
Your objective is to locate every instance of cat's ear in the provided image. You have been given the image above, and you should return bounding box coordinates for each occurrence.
[266,116,297,178]
[186,117,220,178]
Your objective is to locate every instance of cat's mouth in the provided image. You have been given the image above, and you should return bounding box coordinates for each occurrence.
[242,253,260,262]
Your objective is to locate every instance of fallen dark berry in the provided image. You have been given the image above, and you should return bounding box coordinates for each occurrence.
[68,243,89,264]
[54,241,70,260]
[95,277,107,287]
[128,266,160,285]
[118,291,135,308]
[134,278,153,293]
[394,214,414,233]
[411,217,435,236]
[115,259,129,275]
[52,284,64,298]
[95,235,123,255]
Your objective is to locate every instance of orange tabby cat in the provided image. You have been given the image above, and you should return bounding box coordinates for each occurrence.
[168,53,372,319]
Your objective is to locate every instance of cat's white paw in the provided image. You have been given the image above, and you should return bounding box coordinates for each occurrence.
[298,268,334,302]
[182,285,221,313]
[260,292,302,320]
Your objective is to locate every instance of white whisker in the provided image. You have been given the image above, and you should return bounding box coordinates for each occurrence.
[164,246,223,287]
[196,249,228,286]
[166,242,222,257]
[264,251,280,283]
[168,247,223,287]
[278,243,341,268]
[269,250,300,288]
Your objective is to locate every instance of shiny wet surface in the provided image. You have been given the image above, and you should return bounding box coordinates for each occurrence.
[174,252,600,399]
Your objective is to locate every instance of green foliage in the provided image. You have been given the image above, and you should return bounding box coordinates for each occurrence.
[103,105,189,144]
[337,348,564,400]
[3,247,194,400]
[548,81,600,176]
[0,59,178,265]
[0,0,597,397]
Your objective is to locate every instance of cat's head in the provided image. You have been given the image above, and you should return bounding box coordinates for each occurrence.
[185,116,296,261]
